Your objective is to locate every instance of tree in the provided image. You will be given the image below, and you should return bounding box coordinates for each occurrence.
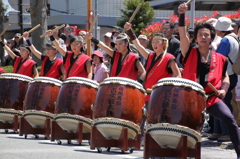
[116,0,155,36]
[29,0,48,66]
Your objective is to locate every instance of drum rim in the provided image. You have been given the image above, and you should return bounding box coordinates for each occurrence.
[0,108,23,116]
[99,77,145,93]
[23,110,54,119]
[63,77,99,89]
[0,73,33,82]
[54,113,93,126]
[152,77,206,96]
[30,77,62,86]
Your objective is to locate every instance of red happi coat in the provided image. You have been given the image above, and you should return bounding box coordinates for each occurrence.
[64,51,90,78]
[110,51,138,80]
[144,52,174,101]
[40,56,63,79]
[183,48,227,108]
[13,56,35,78]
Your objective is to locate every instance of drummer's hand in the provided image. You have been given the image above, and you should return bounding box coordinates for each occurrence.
[22,32,29,40]
[217,90,226,99]
[85,32,93,40]
[179,68,184,75]
[178,3,188,14]
[0,37,2,42]
[46,30,53,36]
[124,22,132,31]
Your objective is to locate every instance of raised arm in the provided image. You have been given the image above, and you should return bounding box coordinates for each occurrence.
[23,32,41,59]
[178,3,190,57]
[46,30,67,57]
[0,37,16,59]
[85,32,114,57]
[124,22,149,60]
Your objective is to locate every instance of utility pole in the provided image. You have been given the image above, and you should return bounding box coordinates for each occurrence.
[190,0,195,29]
[94,0,98,38]
[18,0,23,34]
[86,0,92,57]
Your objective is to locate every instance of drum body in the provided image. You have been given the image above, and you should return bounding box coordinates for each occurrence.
[146,77,206,148]
[0,73,32,123]
[55,77,99,133]
[23,77,62,128]
[93,77,145,139]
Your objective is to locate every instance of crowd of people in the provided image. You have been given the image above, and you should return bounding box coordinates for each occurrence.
[0,2,240,158]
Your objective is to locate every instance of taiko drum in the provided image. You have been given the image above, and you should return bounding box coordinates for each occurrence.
[0,73,32,123]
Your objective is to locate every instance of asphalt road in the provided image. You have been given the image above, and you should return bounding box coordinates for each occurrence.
[0,129,237,159]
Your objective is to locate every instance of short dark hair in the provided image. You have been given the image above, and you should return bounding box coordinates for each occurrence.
[163,21,174,29]
[92,55,103,63]
[20,44,31,53]
[194,22,216,41]
[153,33,167,40]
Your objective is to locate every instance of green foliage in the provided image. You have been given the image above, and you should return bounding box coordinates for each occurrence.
[2,65,13,73]
[116,0,155,36]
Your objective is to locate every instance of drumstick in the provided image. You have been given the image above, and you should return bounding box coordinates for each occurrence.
[122,4,142,33]
[186,0,194,5]
[89,14,99,33]
[207,83,219,94]
[0,24,11,37]
[178,0,194,13]
[146,89,152,94]
[40,24,65,38]
[19,24,41,40]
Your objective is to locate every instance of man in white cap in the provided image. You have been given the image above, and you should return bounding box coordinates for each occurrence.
[206,18,222,51]
[210,16,239,142]
[137,35,152,66]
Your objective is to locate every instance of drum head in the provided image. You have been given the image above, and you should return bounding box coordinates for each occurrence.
[146,123,201,148]
[0,73,33,82]
[30,77,62,86]
[93,117,140,140]
[100,77,145,93]
[54,113,92,133]
[153,77,205,96]
[63,77,99,88]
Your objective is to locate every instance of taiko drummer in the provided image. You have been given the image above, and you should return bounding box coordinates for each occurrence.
[178,3,240,158]
[0,37,38,78]
[124,22,181,101]
[23,32,65,80]
[124,22,181,143]
[46,30,92,79]
[85,32,146,83]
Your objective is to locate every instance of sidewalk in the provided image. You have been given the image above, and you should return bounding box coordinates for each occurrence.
[201,132,234,150]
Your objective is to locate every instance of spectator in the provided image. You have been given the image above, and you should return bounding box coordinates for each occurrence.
[137,34,153,66]
[49,25,67,60]
[162,21,180,56]
[208,17,239,142]
[206,18,222,51]
[92,51,109,83]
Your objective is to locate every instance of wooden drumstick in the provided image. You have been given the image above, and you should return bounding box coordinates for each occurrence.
[122,4,142,33]
[19,24,41,40]
[0,24,11,37]
[178,0,194,13]
[40,24,65,38]
[89,14,99,33]
[186,0,194,5]
[146,89,152,94]
[207,83,219,94]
